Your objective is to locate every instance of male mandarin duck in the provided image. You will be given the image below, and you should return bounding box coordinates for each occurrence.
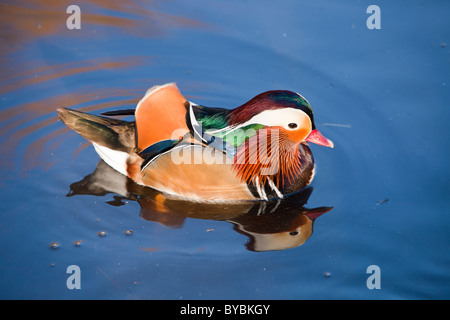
[57,83,333,202]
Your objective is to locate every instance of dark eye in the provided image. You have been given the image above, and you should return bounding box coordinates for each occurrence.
[288,123,298,129]
[289,231,299,236]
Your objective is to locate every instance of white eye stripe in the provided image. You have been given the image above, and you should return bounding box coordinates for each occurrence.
[243,108,311,131]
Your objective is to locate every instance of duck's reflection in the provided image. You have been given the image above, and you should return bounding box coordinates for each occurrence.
[68,160,333,251]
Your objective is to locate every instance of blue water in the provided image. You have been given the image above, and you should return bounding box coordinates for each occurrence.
[0,0,449,299]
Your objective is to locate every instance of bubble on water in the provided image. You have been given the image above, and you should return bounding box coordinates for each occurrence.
[73,240,83,247]
[97,231,106,237]
[49,242,60,249]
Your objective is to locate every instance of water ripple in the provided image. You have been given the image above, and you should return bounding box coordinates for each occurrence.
[0,1,206,176]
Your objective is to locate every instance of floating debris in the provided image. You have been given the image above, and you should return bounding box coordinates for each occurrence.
[49,242,60,249]
[376,199,389,205]
[324,272,331,278]
[97,231,107,237]
[73,240,83,247]
[322,122,352,128]
[124,230,134,236]
[206,228,214,232]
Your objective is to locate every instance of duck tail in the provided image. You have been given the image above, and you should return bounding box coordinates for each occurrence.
[57,107,136,153]
[57,107,140,177]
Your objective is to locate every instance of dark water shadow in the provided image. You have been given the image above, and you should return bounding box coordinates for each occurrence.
[67,160,333,252]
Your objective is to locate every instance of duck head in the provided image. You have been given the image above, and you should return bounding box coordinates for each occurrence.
[227,90,334,148]
[221,90,333,189]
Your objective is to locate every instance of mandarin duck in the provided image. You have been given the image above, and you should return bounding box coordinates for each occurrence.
[57,83,333,202]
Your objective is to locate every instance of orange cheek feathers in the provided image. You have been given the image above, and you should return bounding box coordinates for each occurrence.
[283,115,312,143]
[285,126,311,143]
